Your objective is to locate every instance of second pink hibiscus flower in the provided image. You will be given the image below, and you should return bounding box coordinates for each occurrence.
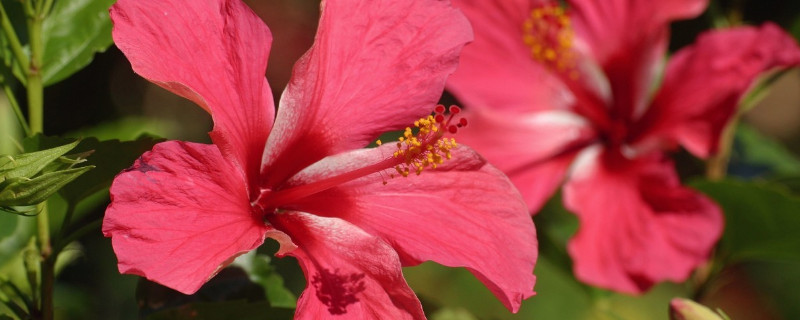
[447,0,800,293]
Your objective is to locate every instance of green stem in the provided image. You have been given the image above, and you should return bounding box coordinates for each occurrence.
[26,73,43,132]
[0,1,30,74]
[34,202,51,320]
[1,82,32,136]
[26,2,47,255]
[21,0,34,17]
[26,4,51,320]
[39,258,54,320]
[34,0,44,15]
[26,15,44,134]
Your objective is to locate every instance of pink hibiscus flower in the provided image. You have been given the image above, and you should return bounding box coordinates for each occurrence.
[102,0,538,318]
[446,0,800,293]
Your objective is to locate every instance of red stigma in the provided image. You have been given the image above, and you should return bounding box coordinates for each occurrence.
[434,104,467,134]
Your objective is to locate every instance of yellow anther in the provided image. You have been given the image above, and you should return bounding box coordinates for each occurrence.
[544,49,556,61]
[523,4,577,77]
[390,109,464,179]
[376,139,382,146]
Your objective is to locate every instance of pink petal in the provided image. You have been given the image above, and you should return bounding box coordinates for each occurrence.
[632,23,800,157]
[563,148,723,293]
[269,212,425,320]
[508,153,580,213]
[261,0,472,187]
[102,141,273,294]
[455,108,595,212]
[569,0,707,120]
[285,145,537,312]
[447,0,572,113]
[111,0,275,185]
[569,0,706,64]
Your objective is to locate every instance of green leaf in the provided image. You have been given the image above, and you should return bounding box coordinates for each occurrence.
[0,206,36,216]
[57,135,162,204]
[404,257,688,320]
[0,166,92,207]
[22,134,79,153]
[731,124,800,176]
[41,0,115,86]
[232,251,297,309]
[770,175,800,195]
[20,134,162,205]
[692,179,800,263]
[0,137,91,214]
[0,139,78,183]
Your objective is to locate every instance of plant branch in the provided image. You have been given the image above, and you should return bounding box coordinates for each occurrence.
[0,1,30,74]
[24,3,51,319]
[41,0,54,17]
[33,0,44,16]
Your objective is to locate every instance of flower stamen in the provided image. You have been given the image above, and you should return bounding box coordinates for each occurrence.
[392,104,465,177]
[522,4,578,78]
[262,106,467,208]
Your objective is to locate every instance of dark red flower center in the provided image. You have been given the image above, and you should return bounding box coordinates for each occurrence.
[522,4,644,158]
